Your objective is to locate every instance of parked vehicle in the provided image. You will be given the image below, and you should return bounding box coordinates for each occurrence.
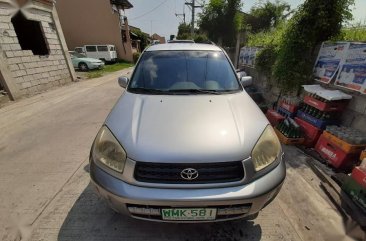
[69,51,104,71]
[89,43,285,222]
[74,44,117,62]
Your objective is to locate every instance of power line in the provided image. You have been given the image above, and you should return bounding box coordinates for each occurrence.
[185,0,203,36]
[130,0,169,20]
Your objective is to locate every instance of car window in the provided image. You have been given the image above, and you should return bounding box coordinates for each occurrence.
[72,52,86,58]
[129,50,241,94]
[109,46,115,51]
[86,46,97,52]
[97,46,108,52]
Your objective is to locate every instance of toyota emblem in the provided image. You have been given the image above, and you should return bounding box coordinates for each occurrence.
[180,168,199,180]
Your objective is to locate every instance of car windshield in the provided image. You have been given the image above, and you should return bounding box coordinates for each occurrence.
[71,52,86,58]
[128,50,242,94]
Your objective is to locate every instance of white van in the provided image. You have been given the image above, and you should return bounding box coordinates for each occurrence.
[74,45,117,62]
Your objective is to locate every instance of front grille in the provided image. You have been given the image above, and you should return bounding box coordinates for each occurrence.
[134,161,244,184]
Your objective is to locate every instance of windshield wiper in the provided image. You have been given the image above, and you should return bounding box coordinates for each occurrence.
[128,88,168,95]
[167,89,224,95]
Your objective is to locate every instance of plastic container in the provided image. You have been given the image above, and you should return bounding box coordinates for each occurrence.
[279,100,298,113]
[304,95,349,112]
[296,110,337,129]
[274,127,304,145]
[351,166,366,189]
[295,117,323,147]
[323,131,366,154]
[277,106,296,118]
[315,134,359,170]
[265,109,285,126]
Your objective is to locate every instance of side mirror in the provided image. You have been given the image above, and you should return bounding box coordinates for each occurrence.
[236,70,247,79]
[240,76,253,87]
[118,76,129,88]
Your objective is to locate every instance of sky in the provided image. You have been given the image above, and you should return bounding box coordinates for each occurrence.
[125,0,366,39]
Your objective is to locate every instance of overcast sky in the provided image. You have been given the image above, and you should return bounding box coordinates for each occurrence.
[125,0,366,39]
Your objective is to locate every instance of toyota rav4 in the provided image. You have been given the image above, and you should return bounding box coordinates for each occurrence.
[90,43,286,222]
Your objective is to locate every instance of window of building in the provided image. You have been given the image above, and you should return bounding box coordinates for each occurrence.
[97,46,108,52]
[11,11,49,56]
[85,46,97,52]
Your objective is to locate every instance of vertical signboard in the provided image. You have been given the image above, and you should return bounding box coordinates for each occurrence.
[335,42,366,93]
[314,42,349,83]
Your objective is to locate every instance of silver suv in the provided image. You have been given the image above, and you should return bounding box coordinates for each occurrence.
[90,43,285,222]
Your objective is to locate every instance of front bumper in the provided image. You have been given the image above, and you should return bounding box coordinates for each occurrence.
[90,63,104,69]
[90,158,285,222]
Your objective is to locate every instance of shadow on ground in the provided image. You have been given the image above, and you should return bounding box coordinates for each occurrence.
[57,184,262,241]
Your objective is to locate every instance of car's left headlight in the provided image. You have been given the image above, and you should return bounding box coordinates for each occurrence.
[92,126,127,173]
[251,125,282,172]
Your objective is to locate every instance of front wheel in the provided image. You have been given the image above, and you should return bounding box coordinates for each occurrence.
[78,62,89,71]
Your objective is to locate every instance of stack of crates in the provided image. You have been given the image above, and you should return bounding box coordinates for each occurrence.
[341,151,366,211]
[295,87,350,147]
[315,127,366,171]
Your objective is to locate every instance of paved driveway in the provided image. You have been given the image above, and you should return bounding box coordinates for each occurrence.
[0,69,351,241]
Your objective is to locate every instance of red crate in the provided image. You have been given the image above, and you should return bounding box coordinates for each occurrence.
[266,109,285,126]
[351,167,366,189]
[279,101,297,113]
[295,117,322,147]
[315,134,359,171]
[304,95,348,112]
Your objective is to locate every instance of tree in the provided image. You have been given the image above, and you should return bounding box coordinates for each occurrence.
[245,0,291,33]
[131,29,149,51]
[198,0,242,47]
[273,0,355,91]
[177,23,191,40]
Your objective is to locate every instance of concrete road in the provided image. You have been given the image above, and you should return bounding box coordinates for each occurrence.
[0,69,352,241]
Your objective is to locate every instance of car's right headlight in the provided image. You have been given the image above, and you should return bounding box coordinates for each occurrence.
[251,125,282,172]
[92,126,127,173]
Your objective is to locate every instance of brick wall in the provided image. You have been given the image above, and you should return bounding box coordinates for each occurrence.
[0,1,73,96]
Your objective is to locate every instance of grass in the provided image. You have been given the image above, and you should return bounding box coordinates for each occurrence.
[86,61,134,79]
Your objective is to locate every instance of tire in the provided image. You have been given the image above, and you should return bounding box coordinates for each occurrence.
[78,62,89,72]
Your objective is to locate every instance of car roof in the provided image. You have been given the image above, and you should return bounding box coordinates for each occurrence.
[146,43,222,52]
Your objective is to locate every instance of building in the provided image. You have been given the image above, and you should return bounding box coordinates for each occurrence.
[0,0,76,100]
[151,33,166,44]
[56,0,134,62]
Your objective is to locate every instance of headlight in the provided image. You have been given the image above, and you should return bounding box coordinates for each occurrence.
[92,126,127,172]
[251,125,281,172]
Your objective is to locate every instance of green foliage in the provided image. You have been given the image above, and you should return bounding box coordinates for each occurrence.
[198,0,242,47]
[245,0,291,33]
[272,0,355,92]
[131,29,149,51]
[177,23,191,39]
[247,21,287,47]
[255,45,278,79]
[133,52,140,63]
[335,23,366,41]
[86,62,133,79]
[193,34,209,43]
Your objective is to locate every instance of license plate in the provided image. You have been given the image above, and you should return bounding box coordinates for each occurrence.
[161,208,217,221]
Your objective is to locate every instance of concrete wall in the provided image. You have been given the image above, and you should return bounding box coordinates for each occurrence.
[0,0,74,98]
[242,66,366,132]
[56,0,133,62]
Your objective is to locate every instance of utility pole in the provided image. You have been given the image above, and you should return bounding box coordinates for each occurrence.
[185,0,202,37]
[175,13,185,23]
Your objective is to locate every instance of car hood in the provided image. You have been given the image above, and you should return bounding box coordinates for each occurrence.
[76,57,102,63]
[105,91,269,163]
